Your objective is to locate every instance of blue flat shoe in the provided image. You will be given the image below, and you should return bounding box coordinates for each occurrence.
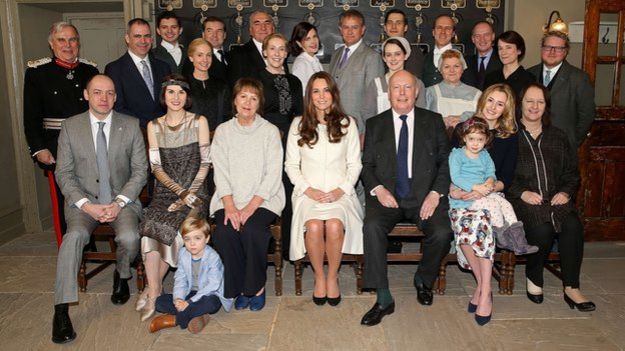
[249,290,266,311]
[234,294,251,310]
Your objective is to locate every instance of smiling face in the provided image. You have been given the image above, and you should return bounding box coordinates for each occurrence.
[498,39,521,66]
[383,42,407,72]
[432,16,454,48]
[263,36,288,72]
[85,75,116,119]
[310,78,333,117]
[471,22,495,56]
[189,43,212,73]
[299,28,320,56]
[125,23,153,58]
[182,229,209,258]
[156,18,182,44]
[388,70,417,115]
[521,86,546,124]
[339,16,365,47]
[49,26,80,63]
[480,90,508,126]
[234,88,260,119]
[202,20,226,49]
[250,12,274,43]
[541,35,568,68]
[384,12,407,37]
[463,131,488,157]
[164,85,187,112]
[441,57,464,84]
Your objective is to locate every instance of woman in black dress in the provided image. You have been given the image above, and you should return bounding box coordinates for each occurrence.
[484,31,535,99]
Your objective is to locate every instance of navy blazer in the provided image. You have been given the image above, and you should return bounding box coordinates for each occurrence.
[104,52,171,127]
[461,50,502,90]
[361,108,451,210]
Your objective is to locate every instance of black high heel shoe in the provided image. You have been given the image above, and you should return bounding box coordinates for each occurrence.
[475,313,492,326]
[312,295,327,306]
[327,295,341,306]
[526,291,544,304]
[468,301,477,313]
[564,293,596,312]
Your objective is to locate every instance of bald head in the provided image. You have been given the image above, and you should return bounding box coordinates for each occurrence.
[84,74,116,119]
[388,70,417,115]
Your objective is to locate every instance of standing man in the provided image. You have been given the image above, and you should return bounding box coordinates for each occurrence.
[383,9,425,79]
[105,18,171,127]
[228,11,287,83]
[422,14,455,87]
[152,11,188,74]
[462,21,502,90]
[52,74,147,344]
[23,22,99,240]
[528,31,595,149]
[329,9,384,139]
[360,70,452,326]
[202,16,229,82]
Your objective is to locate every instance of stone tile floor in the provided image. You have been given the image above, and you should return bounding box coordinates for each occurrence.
[1,232,624,350]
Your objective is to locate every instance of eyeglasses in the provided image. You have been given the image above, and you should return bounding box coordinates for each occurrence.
[541,45,567,53]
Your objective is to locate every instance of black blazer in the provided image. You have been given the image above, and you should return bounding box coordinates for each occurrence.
[362,108,451,209]
[152,44,189,74]
[209,49,229,82]
[461,51,502,90]
[104,52,171,127]
[228,40,288,85]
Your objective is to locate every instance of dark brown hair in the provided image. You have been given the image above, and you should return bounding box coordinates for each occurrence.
[159,74,192,110]
[231,77,264,116]
[298,72,350,148]
[457,116,494,147]
[497,30,526,61]
[289,22,317,57]
[519,82,552,127]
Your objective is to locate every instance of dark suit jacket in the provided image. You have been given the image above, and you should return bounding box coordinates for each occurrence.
[228,39,288,85]
[422,52,443,87]
[404,47,425,80]
[528,60,595,148]
[362,108,451,210]
[104,52,171,127]
[461,50,502,90]
[152,43,189,74]
[209,49,229,82]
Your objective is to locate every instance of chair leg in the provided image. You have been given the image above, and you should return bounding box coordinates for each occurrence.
[506,251,516,295]
[271,225,283,296]
[78,259,87,292]
[136,261,145,292]
[355,255,363,295]
[294,259,303,296]
[435,256,449,295]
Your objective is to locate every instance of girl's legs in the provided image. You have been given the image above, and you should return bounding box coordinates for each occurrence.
[325,219,345,299]
[305,219,326,298]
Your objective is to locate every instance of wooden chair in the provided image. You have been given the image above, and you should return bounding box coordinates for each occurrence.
[500,251,561,293]
[209,219,284,296]
[294,254,363,296]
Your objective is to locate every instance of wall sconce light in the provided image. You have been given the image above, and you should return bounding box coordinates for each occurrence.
[543,10,568,34]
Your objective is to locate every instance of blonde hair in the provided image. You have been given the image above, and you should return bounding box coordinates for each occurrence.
[188,38,212,57]
[180,215,211,239]
[262,33,289,54]
[476,83,517,138]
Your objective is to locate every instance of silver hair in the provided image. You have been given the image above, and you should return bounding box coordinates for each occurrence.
[48,21,79,44]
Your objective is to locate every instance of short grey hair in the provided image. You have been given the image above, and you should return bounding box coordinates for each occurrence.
[48,22,79,43]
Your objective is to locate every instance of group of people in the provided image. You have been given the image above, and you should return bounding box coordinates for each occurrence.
[22,8,597,345]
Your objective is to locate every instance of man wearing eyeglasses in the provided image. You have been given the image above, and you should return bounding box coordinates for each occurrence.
[528,31,595,149]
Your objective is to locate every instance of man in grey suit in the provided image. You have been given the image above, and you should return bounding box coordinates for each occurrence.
[329,9,384,140]
[52,74,148,344]
[528,31,595,149]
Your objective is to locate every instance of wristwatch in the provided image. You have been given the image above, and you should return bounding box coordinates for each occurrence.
[115,198,127,208]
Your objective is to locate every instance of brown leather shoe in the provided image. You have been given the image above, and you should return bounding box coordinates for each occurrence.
[187,314,210,334]
[149,315,176,333]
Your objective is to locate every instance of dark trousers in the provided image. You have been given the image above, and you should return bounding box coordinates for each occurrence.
[155,291,222,329]
[524,212,584,288]
[281,174,293,258]
[363,202,453,289]
[212,208,277,298]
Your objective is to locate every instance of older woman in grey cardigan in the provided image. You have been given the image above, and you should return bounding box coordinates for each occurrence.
[209,77,285,312]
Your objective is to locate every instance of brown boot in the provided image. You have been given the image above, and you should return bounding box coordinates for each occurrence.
[187,314,210,334]
[149,315,176,333]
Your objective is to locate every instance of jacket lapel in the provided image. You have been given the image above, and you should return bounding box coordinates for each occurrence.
[108,113,122,170]
[78,113,98,174]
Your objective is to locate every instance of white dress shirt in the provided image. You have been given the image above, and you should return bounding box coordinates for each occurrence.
[543,61,563,83]
[252,38,266,65]
[128,50,152,75]
[433,43,453,69]
[344,38,363,61]
[160,40,182,65]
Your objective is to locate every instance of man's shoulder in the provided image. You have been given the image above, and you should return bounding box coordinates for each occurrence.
[367,110,393,127]
[414,106,442,120]
[527,63,541,76]
[62,112,90,128]
[104,53,129,71]
[113,112,141,127]
[26,57,52,70]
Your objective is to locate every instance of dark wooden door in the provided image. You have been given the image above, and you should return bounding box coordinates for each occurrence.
[579,0,625,240]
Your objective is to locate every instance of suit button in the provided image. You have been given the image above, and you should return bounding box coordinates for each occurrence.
[95,196,98,199]
[96,179,99,183]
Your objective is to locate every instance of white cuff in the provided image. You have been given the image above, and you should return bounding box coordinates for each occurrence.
[75,198,90,209]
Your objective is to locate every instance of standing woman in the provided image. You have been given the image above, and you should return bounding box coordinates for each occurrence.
[484,31,535,98]
[290,22,323,96]
[258,32,304,257]
[138,74,211,321]
[210,78,285,312]
[285,72,363,306]
[362,37,426,121]
[186,38,231,131]
[509,83,595,311]
[426,49,481,129]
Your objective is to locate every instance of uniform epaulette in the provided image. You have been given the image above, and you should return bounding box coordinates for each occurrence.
[79,58,98,67]
[27,57,52,68]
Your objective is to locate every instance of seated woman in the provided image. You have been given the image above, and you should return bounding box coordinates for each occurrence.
[484,31,535,99]
[285,72,363,306]
[290,22,323,96]
[186,38,231,131]
[509,83,595,312]
[138,74,211,321]
[426,49,481,129]
[210,78,285,312]
[362,37,426,121]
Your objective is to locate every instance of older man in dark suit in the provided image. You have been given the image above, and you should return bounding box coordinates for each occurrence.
[105,18,171,127]
[528,31,595,149]
[462,21,502,90]
[360,70,452,326]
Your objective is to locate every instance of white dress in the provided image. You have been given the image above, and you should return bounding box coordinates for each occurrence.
[285,116,364,261]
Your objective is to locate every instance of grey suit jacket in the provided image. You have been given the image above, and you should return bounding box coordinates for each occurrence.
[528,60,595,148]
[329,42,385,134]
[55,111,148,214]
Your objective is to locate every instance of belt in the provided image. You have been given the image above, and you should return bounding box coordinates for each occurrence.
[43,118,64,130]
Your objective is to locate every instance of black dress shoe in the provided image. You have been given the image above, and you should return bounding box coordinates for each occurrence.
[361,302,395,326]
[564,294,596,312]
[415,284,433,306]
[52,304,76,344]
[111,270,130,305]
[526,291,544,304]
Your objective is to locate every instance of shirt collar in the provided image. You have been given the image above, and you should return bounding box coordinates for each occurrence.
[345,38,363,52]
[479,48,494,59]
[392,109,415,120]
[89,111,113,126]
[543,61,563,76]
[160,40,179,52]
[128,50,149,65]
[252,38,264,56]
[434,43,453,54]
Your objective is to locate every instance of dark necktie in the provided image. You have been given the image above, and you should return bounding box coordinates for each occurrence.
[395,115,410,199]
[218,49,227,65]
[477,56,487,89]
[96,122,112,204]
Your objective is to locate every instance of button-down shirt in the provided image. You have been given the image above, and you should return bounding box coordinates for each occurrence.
[128,50,152,75]
[160,40,182,65]
[433,43,453,69]
[543,61,563,83]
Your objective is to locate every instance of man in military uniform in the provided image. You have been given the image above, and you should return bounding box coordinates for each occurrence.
[23,22,99,240]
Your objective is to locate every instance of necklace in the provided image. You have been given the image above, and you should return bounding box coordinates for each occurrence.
[165,113,186,128]
[526,125,542,137]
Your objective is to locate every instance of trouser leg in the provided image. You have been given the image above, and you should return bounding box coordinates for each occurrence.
[110,207,140,279]
[212,210,244,298]
[239,208,276,296]
[413,207,453,288]
[558,212,584,288]
[176,292,222,329]
[524,222,556,287]
[362,206,402,289]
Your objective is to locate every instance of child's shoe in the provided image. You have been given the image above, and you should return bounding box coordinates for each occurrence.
[188,314,210,334]
[234,294,251,310]
[249,290,266,311]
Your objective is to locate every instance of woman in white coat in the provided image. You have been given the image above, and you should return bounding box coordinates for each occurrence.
[285,72,363,306]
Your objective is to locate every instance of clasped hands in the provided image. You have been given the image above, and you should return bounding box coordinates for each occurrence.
[374,186,440,220]
[174,298,189,312]
[82,201,121,222]
[304,187,344,204]
[521,191,570,206]
[168,190,203,212]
